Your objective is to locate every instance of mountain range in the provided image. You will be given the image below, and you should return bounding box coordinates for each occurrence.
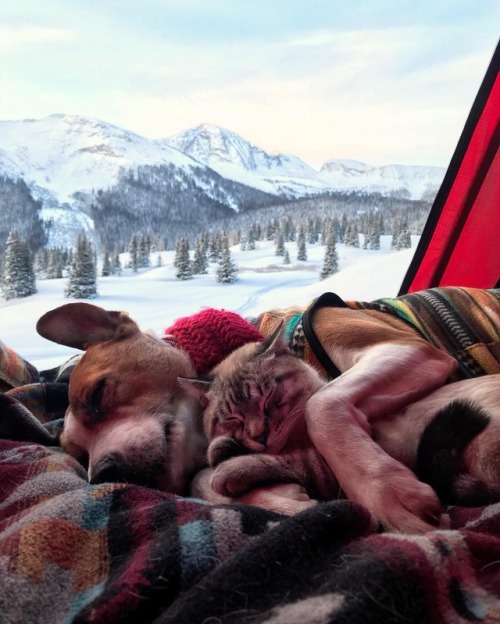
[0,114,446,249]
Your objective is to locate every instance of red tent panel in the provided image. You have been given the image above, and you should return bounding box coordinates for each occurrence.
[399,41,500,294]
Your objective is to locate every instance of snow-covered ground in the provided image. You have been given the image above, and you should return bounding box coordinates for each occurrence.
[0,235,416,370]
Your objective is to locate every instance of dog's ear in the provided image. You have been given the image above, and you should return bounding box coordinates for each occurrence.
[36,302,140,350]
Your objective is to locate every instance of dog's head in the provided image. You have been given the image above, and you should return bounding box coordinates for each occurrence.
[36,302,206,494]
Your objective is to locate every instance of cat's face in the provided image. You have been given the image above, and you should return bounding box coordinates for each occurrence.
[182,326,325,457]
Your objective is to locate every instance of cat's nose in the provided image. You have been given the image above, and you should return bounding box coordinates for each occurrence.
[252,432,268,445]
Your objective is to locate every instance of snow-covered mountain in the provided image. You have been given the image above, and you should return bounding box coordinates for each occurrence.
[164,123,445,200]
[0,114,198,204]
[319,159,445,200]
[162,123,329,197]
[0,115,278,247]
[0,114,445,249]
[0,115,446,206]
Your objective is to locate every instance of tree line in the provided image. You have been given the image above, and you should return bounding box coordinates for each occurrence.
[0,208,413,301]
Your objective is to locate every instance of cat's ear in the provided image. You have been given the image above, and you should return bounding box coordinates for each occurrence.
[257,319,289,356]
[178,375,212,406]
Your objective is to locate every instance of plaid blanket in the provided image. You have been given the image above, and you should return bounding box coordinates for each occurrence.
[1,346,500,622]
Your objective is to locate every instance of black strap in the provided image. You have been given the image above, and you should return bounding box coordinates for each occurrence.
[302,292,348,380]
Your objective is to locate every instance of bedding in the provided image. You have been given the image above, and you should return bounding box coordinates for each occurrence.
[1,344,500,623]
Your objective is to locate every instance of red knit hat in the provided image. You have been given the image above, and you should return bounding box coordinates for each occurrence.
[163,308,264,375]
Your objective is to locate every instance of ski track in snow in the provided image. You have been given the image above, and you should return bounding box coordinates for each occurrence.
[235,276,314,316]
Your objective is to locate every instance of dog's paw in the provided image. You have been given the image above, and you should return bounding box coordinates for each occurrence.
[362,470,443,533]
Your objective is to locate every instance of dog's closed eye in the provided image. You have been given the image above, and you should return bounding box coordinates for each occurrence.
[89,379,106,422]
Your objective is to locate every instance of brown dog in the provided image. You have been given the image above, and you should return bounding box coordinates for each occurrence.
[36,303,207,494]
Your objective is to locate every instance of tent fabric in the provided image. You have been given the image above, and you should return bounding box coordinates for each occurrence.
[399,41,500,295]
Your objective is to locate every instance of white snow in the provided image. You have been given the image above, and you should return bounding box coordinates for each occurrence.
[0,235,416,371]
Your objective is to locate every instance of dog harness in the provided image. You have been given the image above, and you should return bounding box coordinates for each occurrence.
[251,287,500,380]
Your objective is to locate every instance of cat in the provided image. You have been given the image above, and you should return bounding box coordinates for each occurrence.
[183,322,346,502]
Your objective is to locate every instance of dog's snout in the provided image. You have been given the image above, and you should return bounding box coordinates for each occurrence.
[89,453,162,489]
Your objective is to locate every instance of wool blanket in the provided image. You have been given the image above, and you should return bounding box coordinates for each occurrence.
[1,343,500,622]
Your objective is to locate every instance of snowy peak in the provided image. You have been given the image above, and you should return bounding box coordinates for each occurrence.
[320,159,373,176]
[320,159,445,198]
[164,123,317,177]
[0,114,197,203]
[165,125,445,199]
[163,123,329,197]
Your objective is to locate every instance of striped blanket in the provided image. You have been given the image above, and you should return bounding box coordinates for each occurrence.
[1,334,500,622]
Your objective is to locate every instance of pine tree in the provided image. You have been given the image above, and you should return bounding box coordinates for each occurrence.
[275,230,285,256]
[65,233,97,299]
[344,221,360,248]
[362,213,380,250]
[21,241,37,296]
[101,248,113,276]
[47,249,63,279]
[394,228,412,250]
[34,249,49,280]
[175,238,193,280]
[192,236,208,274]
[216,237,238,284]
[1,230,37,300]
[320,231,339,280]
[138,234,150,268]
[307,217,318,244]
[128,235,139,272]
[114,250,122,275]
[208,232,221,262]
[392,216,411,250]
[247,224,256,250]
[296,225,307,261]
[339,213,348,243]
[266,219,277,241]
[283,248,291,264]
[200,230,209,253]
[369,216,381,250]
[281,217,290,242]
[173,238,182,270]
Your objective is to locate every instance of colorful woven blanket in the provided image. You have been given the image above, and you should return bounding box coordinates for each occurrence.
[1,332,500,622]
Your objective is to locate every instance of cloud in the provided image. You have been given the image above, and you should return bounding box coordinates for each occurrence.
[0,25,75,51]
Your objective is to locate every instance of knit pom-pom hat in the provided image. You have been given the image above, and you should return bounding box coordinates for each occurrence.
[163,308,264,375]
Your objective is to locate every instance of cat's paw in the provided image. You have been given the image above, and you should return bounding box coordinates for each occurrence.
[210,456,261,496]
[190,467,232,504]
[362,471,442,533]
[208,436,248,466]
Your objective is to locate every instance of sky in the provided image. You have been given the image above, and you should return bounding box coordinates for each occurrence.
[0,1,498,169]
[0,235,414,371]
